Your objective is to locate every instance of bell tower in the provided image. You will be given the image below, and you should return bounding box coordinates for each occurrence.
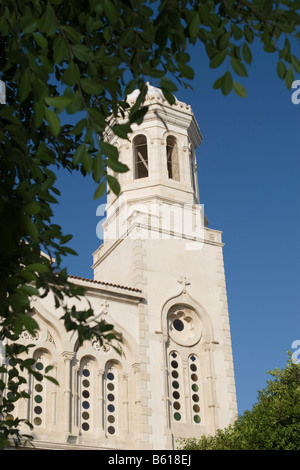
[92,85,237,449]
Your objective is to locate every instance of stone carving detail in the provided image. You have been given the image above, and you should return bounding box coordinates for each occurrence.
[20,330,39,342]
[47,331,56,347]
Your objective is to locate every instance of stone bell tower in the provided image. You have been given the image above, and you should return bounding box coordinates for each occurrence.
[92,85,237,449]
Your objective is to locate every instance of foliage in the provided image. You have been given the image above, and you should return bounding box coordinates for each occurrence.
[0,0,299,449]
[179,354,300,450]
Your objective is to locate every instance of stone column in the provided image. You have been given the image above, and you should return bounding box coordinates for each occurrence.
[97,369,105,436]
[122,373,129,434]
[62,352,74,436]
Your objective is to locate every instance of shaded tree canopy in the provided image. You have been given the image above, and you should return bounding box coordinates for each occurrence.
[179,354,300,450]
[0,0,299,449]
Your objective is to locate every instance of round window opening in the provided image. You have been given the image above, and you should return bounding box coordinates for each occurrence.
[173,319,184,331]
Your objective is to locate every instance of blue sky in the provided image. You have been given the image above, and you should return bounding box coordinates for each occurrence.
[53,40,300,417]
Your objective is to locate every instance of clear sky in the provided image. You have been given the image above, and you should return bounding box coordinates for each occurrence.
[53,40,300,417]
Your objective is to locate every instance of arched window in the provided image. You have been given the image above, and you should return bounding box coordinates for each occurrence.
[169,351,185,423]
[31,352,50,429]
[133,135,148,179]
[188,354,201,424]
[166,136,179,181]
[104,362,119,436]
[166,306,203,427]
[79,360,95,433]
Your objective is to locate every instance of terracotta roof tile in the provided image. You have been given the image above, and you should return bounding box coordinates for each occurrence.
[68,274,142,293]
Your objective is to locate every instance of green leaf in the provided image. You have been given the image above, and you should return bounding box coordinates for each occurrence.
[161,89,176,105]
[189,13,200,40]
[221,71,233,95]
[129,106,148,125]
[107,174,120,195]
[19,314,39,335]
[93,153,105,182]
[277,61,287,79]
[19,68,31,103]
[112,123,131,139]
[80,78,103,95]
[33,32,48,49]
[291,55,300,74]
[103,0,119,24]
[93,181,106,200]
[210,50,227,69]
[53,34,68,63]
[45,376,59,386]
[285,65,294,89]
[107,159,129,173]
[231,58,248,77]
[100,141,119,160]
[212,76,223,90]
[26,263,50,274]
[160,77,178,92]
[242,43,252,65]
[73,143,86,166]
[39,5,57,36]
[19,285,39,297]
[24,201,41,216]
[233,81,247,98]
[44,96,72,109]
[44,107,61,137]
[62,61,79,86]
[71,44,92,62]
[23,216,39,241]
[178,63,194,80]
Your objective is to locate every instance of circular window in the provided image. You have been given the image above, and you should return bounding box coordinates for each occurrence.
[173,401,181,410]
[191,373,198,382]
[82,422,89,431]
[35,384,43,393]
[171,360,178,369]
[168,306,202,346]
[108,426,115,435]
[172,380,179,389]
[192,384,199,392]
[107,373,114,381]
[174,412,181,421]
[107,415,115,423]
[82,369,90,377]
[36,362,43,371]
[82,379,90,388]
[194,415,201,424]
[34,417,42,426]
[82,401,90,409]
[171,370,179,379]
[82,411,89,420]
[107,393,115,402]
[190,364,197,372]
[34,395,43,404]
[34,406,42,415]
[107,383,115,391]
[107,404,115,413]
[7,404,14,413]
[82,390,90,399]
[172,391,180,400]
[173,319,184,331]
[192,394,199,402]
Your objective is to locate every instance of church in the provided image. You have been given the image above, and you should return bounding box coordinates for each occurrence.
[14,85,237,450]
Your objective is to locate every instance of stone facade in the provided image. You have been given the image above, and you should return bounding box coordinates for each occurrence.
[12,86,237,450]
